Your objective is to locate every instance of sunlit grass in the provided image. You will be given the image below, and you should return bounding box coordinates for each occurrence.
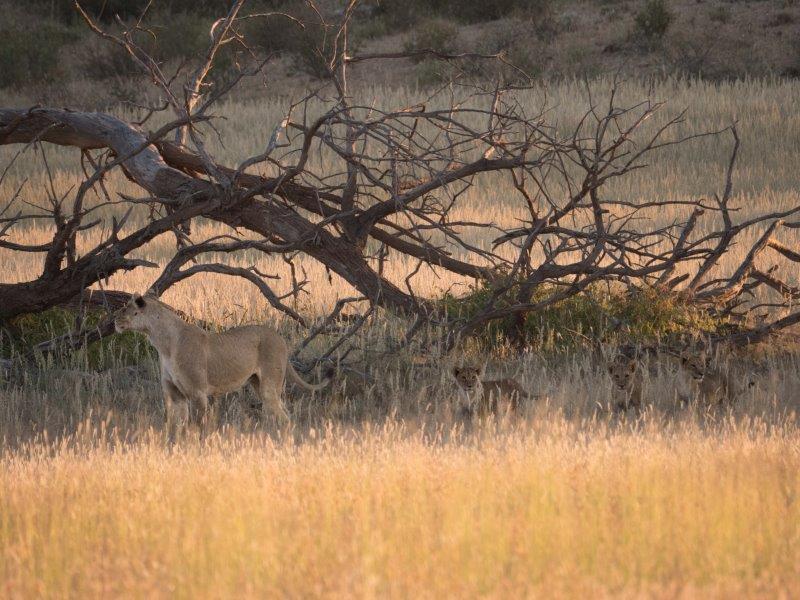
[1,421,798,597]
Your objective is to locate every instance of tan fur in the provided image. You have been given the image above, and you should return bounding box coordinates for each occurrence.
[607,349,755,411]
[115,294,330,438]
[607,354,644,411]
[679,352,754,405]
[451,365,541,419]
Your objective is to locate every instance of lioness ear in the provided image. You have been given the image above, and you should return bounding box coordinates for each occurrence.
[134,295,146,308]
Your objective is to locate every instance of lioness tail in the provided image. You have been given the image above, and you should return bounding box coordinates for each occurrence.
[286,362,333,392]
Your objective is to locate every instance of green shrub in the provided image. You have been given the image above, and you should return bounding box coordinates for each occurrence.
[146,12,211,62]
[367,0,551,28]
[708,6,731,24]
[80,39,140,80]
[439,283,733,351]
[403,18,459,63]
[1,308,155,370]
[0,22,78,88]
[365,0,448,29]
[634,0,674,40]
[242,4,337,78]
[81,12,226,81]
[351,14,392,42]
[458,25,544,83]
[33,0,236,24]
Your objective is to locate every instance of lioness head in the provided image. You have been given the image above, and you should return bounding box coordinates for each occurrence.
[452,365,484,392]
[607,355,637,390]
[115,294,159,333]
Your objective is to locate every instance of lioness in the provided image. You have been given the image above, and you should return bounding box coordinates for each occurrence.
[451,364,542,419]
[115,294,330,438]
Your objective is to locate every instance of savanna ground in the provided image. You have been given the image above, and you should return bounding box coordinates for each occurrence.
[1,68,800,599]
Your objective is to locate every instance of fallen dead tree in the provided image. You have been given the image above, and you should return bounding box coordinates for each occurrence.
[1,0,799,366]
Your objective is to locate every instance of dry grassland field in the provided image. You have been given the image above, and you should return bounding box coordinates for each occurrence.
[1,75,800,597]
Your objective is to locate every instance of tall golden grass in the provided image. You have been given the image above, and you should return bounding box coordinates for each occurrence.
[1,77,799,596]
[1,421,798,597]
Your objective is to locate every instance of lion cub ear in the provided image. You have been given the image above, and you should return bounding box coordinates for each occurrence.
[134,295,146,308]
[452,366,461,377]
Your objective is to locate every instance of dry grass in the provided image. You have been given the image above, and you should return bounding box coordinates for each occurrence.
[1,77,800,596]
[2,421,799,598]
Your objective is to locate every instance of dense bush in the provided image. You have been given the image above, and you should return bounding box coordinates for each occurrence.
[0,22,78,88]
[403,19,459,62]
[80,38,140,81]
[30,0,238,23]
[1,308,154,369]
[242,4,340,78]
[634,0,674,40]
[80,12,221,81]
[439,283,733,351]
[366,0,552,29]
[146,12,212,62]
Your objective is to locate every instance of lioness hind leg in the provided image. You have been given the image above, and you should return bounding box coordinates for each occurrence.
[257,379,290,428]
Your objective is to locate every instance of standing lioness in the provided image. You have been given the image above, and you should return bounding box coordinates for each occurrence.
[115,294,330,437]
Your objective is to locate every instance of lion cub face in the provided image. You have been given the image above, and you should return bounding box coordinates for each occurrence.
[607,354,644,411]
[452,365,484,393]
[451,364,487,411]
[680,352,710,383]
[607,355,638,391]
[115,294,158,333]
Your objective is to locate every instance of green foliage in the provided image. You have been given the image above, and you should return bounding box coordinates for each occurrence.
[350,14,392,42]
[0,22,78,88]
[30,0,235,24]
[241,4,337,79]
[367,0,552,28]
[634,0,674,40]
[410,18,544,86]
[80,40,140,81]
[1,308,154,370]
[440,283,733,351]
[80,12,231,82]
[404,19,459,63]
[147,12,212,62]
[708,5,732,24]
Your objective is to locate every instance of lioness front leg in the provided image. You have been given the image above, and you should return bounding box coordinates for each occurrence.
[189,394,211,440]
[162,380,188,444]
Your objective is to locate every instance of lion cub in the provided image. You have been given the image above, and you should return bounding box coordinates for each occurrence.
[451,365,539,419]
[607,353,644,411]
[679,352,755,405]
[607,349,755,410]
